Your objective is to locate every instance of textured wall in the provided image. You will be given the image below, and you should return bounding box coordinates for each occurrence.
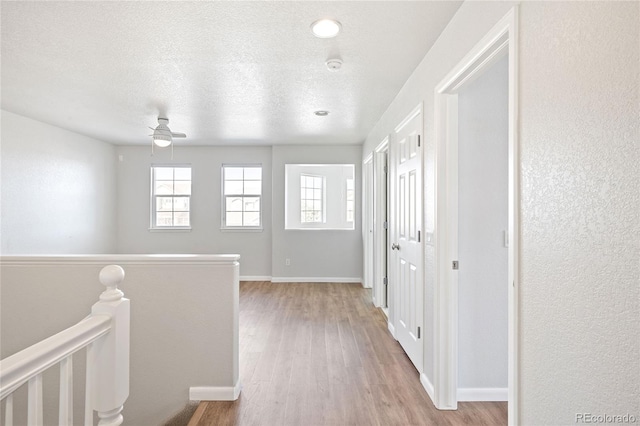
[0,110,117,254]
[519,2,640,424]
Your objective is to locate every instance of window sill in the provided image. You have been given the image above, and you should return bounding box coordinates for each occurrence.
[148,227,192,233]
[220,227,264,233]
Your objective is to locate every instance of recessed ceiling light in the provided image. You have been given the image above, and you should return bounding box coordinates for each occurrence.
[314,110,330,116]
[311,19,342,38]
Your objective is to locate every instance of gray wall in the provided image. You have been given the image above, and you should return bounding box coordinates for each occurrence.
[115,144,363,281]
[362,1,639,423]
[272,145,363,280]
[115,145,273,278]
[0,110,117,254]
[457,55,508,391]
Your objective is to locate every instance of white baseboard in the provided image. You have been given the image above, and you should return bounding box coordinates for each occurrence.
[387,321,396,339]
[190,381,242,401]
[239,275,271,281]
[420,373,436,405]
[271,277,363,283]
[457,387,508,402]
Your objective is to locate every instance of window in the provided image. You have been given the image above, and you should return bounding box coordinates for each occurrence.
[284,164,354,230]
[222,165,262,228]
[300,174,324,223]
[151,166,191,229]
[346,178,355,222]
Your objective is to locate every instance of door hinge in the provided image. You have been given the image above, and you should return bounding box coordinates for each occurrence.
[418,135,421,147]
[383,277,388,286]
[418,230,421,242]
[452,260,459,270]
[417,326,421,339]
[383,221,388,230]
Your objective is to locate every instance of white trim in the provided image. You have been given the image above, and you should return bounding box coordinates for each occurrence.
[239,275,271,282]
[148,227,192,232]
[457,388,508,402]
[0,254,240,266]
[381,307,389,319]
[373,147,389,309]
[433,7,519,421]
[220,227,263,233]
[221,164,263,230]
[189,381,241,401]
[394,103,422,134]
[420,373,436,405]
[387,321,396,339]
[375,136,389,153]
[271,277,362,283]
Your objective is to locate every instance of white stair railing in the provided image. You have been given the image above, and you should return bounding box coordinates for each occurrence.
[0,265,130,426]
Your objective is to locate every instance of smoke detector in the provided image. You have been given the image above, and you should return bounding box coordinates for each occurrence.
[326,58,343,72]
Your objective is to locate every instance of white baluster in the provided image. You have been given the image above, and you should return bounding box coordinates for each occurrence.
[97,407,124,426]
[90,265,129,426]
[27,374,43,426]
[59,356,73,425]
[5,393,13,426]
[85,345,94,426]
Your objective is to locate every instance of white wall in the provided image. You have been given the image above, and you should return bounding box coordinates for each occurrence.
[0,110,117,254]
[362,1,639,423]
[457,55,508,392]
[115,145,272,278]
[272,145,363,281]
[518,2,639,423]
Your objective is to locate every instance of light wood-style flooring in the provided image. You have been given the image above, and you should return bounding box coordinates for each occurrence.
[188,281,507,426]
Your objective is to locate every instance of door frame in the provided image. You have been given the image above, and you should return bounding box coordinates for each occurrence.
[373,138,390,311]
[433,7,519,424]
[363,154,374,289]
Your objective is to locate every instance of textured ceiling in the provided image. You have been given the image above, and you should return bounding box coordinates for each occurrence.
[1,1,462,146]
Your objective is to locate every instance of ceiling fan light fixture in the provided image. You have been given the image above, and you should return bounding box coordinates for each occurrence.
[311,19,341,38]
[153,134,172,148]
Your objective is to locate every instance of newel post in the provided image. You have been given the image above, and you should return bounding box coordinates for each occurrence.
[89,265,130,426]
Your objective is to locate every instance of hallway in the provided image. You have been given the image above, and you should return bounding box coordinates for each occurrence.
[189,282,507,425]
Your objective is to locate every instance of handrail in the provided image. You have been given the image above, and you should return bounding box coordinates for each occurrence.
[0,314,111,399]
[0,264,130,426]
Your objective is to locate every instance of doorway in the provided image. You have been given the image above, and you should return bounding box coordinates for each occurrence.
[457,55,508,401]
[433,8,519,424]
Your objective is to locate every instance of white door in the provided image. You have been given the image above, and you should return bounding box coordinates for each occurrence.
[391,106,423,372]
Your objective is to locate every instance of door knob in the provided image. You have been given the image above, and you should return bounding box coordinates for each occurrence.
[391,243,400,250]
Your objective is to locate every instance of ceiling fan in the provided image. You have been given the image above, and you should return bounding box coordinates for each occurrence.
[149,117,186,148]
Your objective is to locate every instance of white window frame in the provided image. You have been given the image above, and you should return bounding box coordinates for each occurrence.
[150,165,192,230]
[221,164,263,231]
[300,173,325,223]
[346,177,355,223]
